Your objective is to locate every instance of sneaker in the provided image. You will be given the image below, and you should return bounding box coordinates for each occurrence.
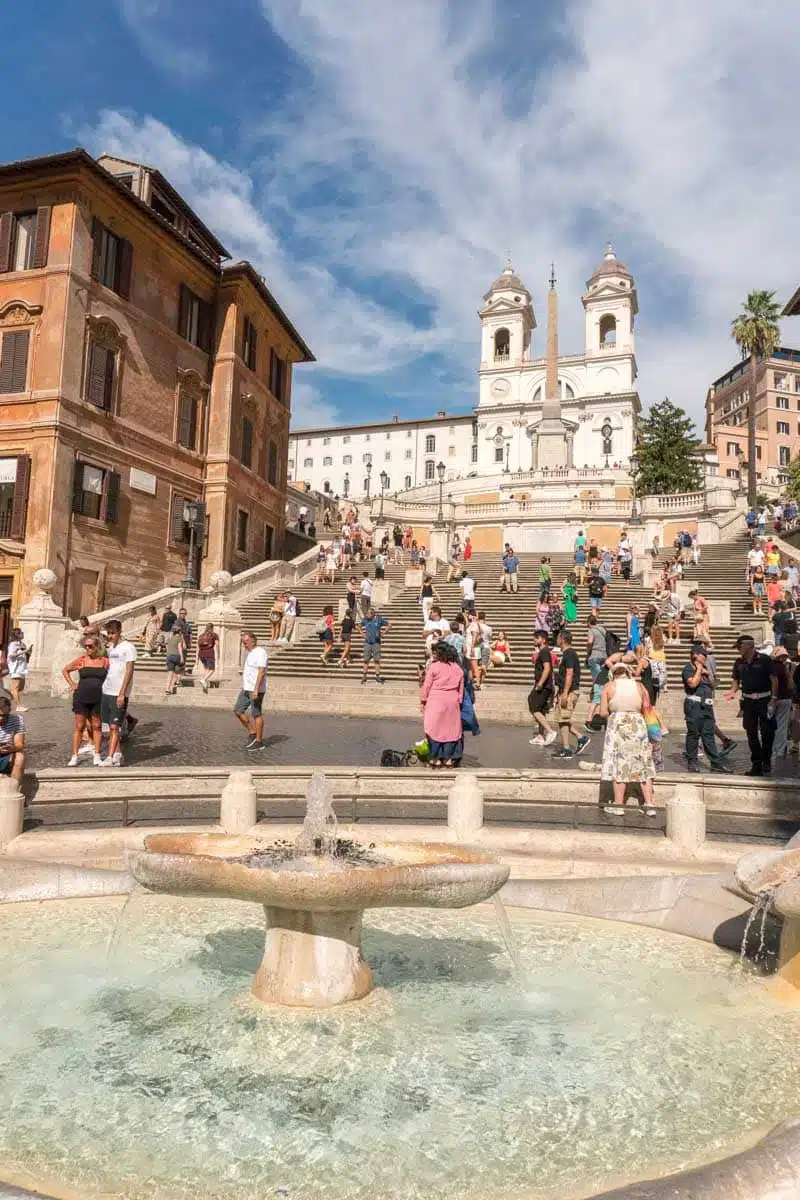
[575,735,591,755]
[247,740,265,751]
[245,736,260,749]
[544,731,558,745]
[111,752,123,767]
[376,675,386,685]
[77,742,94,757]
[551,748,574,759]
[640,806,658,817]
[745,767,764,777]
[528,735,545,746]
[709,762,733,774]
[67,755,79,767]
[583,723,594,733]
[604,804,625,815]
[200,680,209,694]
[100,756,114,767]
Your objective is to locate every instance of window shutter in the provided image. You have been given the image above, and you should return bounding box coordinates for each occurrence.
[178,284,189,338]
[103,345,116,410]
[103,470,121,523]
[117,238,133,299]
[170,492,186,543]
[0,334,13,393]
[198,299,213,353]
[86,341,109,409]
[72,459,84,514]
[9,455,31,540]
[32,206,51,269]
[0,330,30,394]
[0,213,13,274]
[90,218,103,281]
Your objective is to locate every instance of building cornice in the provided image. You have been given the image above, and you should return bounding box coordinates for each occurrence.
[289,412,475,438]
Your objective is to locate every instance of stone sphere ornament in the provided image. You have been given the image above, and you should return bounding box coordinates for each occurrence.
[208,570,233,594]
[32,567,57,594]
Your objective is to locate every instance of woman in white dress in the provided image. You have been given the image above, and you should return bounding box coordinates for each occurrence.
[599,661,656,816]
[6,628,29,713]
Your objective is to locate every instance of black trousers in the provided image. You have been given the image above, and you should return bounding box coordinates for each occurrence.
[684,701,722,766]
[741,697,775,770]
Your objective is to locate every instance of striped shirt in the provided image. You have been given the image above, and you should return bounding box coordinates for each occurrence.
[0,714,24,748]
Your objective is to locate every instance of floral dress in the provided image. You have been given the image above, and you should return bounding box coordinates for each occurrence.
[601,678,655,783]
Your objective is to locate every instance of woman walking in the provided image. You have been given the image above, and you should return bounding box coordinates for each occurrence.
[6,629,30,713]
[419,574,440,624]
[318,605,336,665]
[142,605,160,654]
[627,604,642,651]
[562,574,578,624]
[268,592,286,643]
[751,563,766,616]
[62,636,108,766]
[196,623,219,693]
[338,606,355,668]
[599,661,656,816]
[419,642,465,768]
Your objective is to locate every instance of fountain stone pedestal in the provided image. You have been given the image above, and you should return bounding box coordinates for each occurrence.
[254,907,373,1006]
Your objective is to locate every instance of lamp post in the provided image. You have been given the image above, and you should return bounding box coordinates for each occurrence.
[436,460,446,526]
[601,419,612,469]
[365,460,372,502]
[629,450,640,523]
[379,469,389,520]
[343,472,350,499]
[504,443,510,473]
[181,497,205,589]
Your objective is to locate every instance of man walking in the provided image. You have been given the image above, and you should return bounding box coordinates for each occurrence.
[502,547,520,593]
[552,630,590,760]
[361,607,390,684]
[233,631,268,751]
[588,569,606,613]
[725,635,777,776]
[528,630,557,746]
[682,645,731,774]
[459,569,477,616]
[359,571,373,617]
[100,620,137,766]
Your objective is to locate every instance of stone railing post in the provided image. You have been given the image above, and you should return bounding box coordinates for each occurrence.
[197,571,242,675]
[447,773,484,840]
[220,769,258,833]
[18,569,68,674]
[0,776,24,846]
[666,782,705,852]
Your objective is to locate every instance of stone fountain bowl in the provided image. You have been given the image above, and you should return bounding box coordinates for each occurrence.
[734,847,800,919]
[130,833,510,910]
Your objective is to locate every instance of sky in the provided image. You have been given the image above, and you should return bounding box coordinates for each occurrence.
[5,0,800,432]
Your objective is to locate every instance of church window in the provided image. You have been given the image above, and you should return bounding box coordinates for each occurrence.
[425,434,436,453]
[471,444,478,464]
[494,445,504,464]
[425,459,435,481]
[404,474,412,489]
[599,314,617,348]
[494,328,510,361]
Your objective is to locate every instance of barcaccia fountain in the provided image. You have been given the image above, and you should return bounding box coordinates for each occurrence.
[733,839,800,995]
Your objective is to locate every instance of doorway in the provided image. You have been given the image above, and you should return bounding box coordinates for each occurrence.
[69,568,99,620]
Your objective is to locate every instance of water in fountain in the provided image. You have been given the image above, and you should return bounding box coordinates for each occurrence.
[296,771,339,856]
[491,894,522,974]
[739,886,777,967]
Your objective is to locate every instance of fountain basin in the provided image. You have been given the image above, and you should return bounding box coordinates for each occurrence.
[130,833,510,1006]
[734,846,800,992]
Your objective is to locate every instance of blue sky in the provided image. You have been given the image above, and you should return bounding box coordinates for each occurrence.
[5,0,800,430]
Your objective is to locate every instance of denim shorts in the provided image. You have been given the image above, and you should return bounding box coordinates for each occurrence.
[363,642,381,662]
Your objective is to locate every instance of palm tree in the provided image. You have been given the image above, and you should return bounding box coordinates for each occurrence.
[731,291,781,506]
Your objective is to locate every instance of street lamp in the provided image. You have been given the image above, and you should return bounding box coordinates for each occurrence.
[629,450,640,523]
[379,469,389,520]
[181,497,205,589]
[601,419,613,469]
[365,460,372,502]
[343,471,350,499]
[436,460,446,526]
[504,443,510,473]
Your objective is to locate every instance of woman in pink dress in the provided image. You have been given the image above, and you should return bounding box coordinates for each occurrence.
[420,642,465,768]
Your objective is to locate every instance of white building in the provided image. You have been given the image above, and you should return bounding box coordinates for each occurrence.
[289,247,639,498]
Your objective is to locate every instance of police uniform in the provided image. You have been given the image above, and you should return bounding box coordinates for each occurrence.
[682,658,725,769]
[732,652,776,774]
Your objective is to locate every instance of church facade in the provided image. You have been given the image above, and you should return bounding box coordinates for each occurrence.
[289,247,639,498]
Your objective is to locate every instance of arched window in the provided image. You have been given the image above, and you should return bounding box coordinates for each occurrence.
[532,380,576,403]
[404,474,412,490]
[362,478,370,492]
[425,459,435,481]
[494,328,510,360]
[425,434,436,454]
[323,480,331,493]
[599,314,616,347]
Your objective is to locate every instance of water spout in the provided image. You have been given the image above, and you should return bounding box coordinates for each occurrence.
[295,772,339,857]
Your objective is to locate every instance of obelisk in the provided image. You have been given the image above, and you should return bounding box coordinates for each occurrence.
[536,264,569,468]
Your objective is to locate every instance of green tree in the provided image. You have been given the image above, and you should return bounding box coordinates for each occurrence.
[731,290,781,506]
[634,398,702,495]
[785,455,800,503]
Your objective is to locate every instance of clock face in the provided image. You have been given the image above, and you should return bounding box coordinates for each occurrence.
[491,379,510,398]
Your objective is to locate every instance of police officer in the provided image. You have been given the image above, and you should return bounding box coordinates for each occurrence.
[725,634,777,776]
[682,645,731,773]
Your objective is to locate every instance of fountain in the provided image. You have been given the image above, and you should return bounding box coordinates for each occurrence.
[733,838,800,993]
[129,774,510,1007]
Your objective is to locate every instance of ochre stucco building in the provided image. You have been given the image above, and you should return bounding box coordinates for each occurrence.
[0,148,313,631]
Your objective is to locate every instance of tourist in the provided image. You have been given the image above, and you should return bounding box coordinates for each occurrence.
[646,625,668,699]
[419,574,440,624]
[346,574,359,615]
[98,620,137,766]
[650,534,660,560]
[359,571,373,617]
[573,535,587,586]
[374,548,387,580]
[587,613,608,684]
[392,524,403,565]
[618,532,633,585]
[477,610,493,683]
[459,569,477,616]
[502,547,521,593]
[663,589,684,644]
[750,562,766,616]
[678,528,692,566]
[552,630,590,760]
[163,623,185,695]
[464,612,483,689]
[599,548,614,585]
[419,641,465,768]
[307,518,317,540]
[233,631,268,751]
[446,534,462,582]
[490,631,513,665]
[361,607,389,685]
[175,607,192,649]
[318,605,336,664]
[141,605,160,654]
[681,646,731,774]
[588,568,606,612]
[528,630,557,746]
[561,573,578,624]
[765,543,781,581]
[627,604,642,652]
[534,597,552,639]
[690,589,710,642]
[322,508,331,532]
[463,536,473,562]
[691,532,700,566]
[423,605,451,655]
[537,555,551,600]
[197,623,219,692]
[770,646,793,766]
[6,629,29,713]
[279,591,298,644]
[600,661,657,813]
[667,553,683,592]
[0,695,25,787]
[157,605,176,652]
[445,620,465,663]
[325,546,337,583]
[62,635,108,767]
[337,605,355,669]
[725,635,778,776]
[268,592,286,642]
[588,538,600,570]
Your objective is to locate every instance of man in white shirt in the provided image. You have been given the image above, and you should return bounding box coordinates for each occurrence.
[100,620,137,766]
[359,572,373,616]
[233,631,268,750]
[423,606,451,653]
[459,570,477,615]
[747,545,764,572]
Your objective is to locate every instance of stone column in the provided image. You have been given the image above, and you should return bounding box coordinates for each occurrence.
[666,782,706,852]
[447,773,484,840]
[0,776,24,847]
[197,571,242,674]
[220,770,258,834]
[18,569,68,675]
[428,527,449,567]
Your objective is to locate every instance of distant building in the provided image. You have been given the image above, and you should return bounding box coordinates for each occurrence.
[0,148,313,629]
[705,348,800,488]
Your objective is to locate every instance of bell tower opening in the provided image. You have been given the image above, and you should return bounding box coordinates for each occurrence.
[494,328,510,361]
[599,314,617,348]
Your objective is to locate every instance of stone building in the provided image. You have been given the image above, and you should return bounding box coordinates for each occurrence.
[0,148,313,627]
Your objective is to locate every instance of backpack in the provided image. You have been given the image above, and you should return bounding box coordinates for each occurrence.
[315,617,329,636]
[295,600,302,617]
[680,531,692,548]
[605,629,621,657]
[588,577,604,597]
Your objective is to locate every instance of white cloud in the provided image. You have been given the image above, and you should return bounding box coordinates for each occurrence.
[289,381,340,429]
[118,0,210,80]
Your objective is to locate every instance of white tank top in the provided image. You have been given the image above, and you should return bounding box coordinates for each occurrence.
[610,677,641,712]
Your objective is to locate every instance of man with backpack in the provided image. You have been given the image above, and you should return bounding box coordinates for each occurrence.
[588,569,606,612]
[528,630,557,746]
[587,613,619,681]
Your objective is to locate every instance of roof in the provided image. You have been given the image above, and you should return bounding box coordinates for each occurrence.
[290,411,474,437]
[587,244,632,285]
[711,346,800,391]
[782,287,800,317]
[223,261,315,362]
[483,260,531,301]
[0,147,230,265]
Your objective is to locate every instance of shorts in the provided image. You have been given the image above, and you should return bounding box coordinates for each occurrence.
[72,698,102,718]
[100,694,125,726]
[199,656,215,669]
[319,629,334,642]
[528,688,553,715]
[752,582,765,597]
[557,690,579,724]
[363,642,381,662]
[621,562,631,580]
[462,599,476,615]
[480,646,490,667]
[234,690,265,717]
[375,567,385,579]
[589,596,602,609]
[165,655,182,671]
[0,753,12,774]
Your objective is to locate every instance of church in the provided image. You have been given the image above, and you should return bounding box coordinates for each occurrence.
[288,247,639,498]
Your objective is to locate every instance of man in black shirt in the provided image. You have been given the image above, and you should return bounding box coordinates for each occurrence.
[528,630,556,747]
[552,630,590,760]
[725,635,778,776]
[682,646,731,773]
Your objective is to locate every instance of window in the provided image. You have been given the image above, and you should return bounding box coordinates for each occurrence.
[0,455,31,540]
[425,434,436,453]
[404,449,412,460]
[323,437,331,446]
[343,435,351,444]
[0,207,51,273]
[406,429,412,438]
[756,446,762,459]
[84,340,116,411]
[362,478,369,492]
[343,454,352,465]
[726,469,738,478]
[472,419,478,438]
[775,372,789,391]
[236,509,250,554]
[383,476,391,489]
[471,443,478,464]
[425,460,435,481]
[364,433,371,442]
[323,481,331,493]
[777,421,790,435]
[303,457,313,468]
[269,350,286,401]
[404,474,412,489]
[599,314,617,347]
[0,329,31,394]
[363,452,372,464]
[268,442,278,486]
[494,328,510,360]
[150,190,176,224]
[241,416,253,469]
[726,441,740,456]
[178,285,212,352]
[795,377,800,393]
[384,451,391,461]
[779,446,791,467]
[323,455,333,466]
[448,445,456,457]
[242,316,258,372]
[91,220,132,298]
[168,492,204,545]
[177,391,199,450]
[494,445,505,463]
[777,396,789,410]
[72,461,120,522]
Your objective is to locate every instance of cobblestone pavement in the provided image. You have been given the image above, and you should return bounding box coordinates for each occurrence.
[19,697,791,777]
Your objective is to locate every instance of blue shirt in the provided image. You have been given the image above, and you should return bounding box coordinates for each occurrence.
[362,616,388,644]
[504,555,520,573]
